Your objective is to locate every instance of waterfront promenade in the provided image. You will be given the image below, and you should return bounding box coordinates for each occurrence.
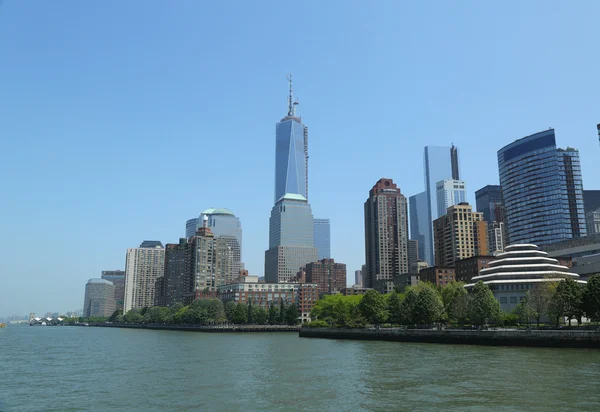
[78,323,300,333]
[300,327,600,348]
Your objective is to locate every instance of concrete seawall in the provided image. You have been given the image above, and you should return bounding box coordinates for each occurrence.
[299,328,600,348]
[79,324,300,333]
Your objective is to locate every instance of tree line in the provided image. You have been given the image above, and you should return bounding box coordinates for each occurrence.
[307,274,600,328]
[79,298,302,326]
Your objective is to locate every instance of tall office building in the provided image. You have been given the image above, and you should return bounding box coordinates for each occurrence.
[433,203,488,266]
[124,241,165,312]
[436,179,467,218]
[410,145,461,266]
[313,218,331,260]
[407,239,419,274]
[274,75,308,202]
[475,185,504,223]
[304,258,346,295]
[409,191,429,266]
[83,278,116,318]
[160,239,189,307]
[187,217,232,295]
[584,190,600,235]
[101,270,125,311]
[498,129,586,246]
[185,218,199,239]
[354,269,363,287]
[364,178,409,293]
[265,194,318,283]
[199,208,242,282]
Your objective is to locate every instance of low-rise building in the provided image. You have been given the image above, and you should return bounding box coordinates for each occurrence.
[340,286,372,296]
[454,256,497,283]
[217,276,318,323]
[419,266,456,286]
[541,234,600,281]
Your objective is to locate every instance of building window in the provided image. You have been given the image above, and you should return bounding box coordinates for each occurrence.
[500,297,507,304]
[510,297,518,304]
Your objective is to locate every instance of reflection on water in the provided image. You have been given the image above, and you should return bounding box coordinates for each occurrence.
[1,326,599,411]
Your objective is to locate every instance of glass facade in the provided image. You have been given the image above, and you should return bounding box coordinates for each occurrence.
[185,218,199,239]
[274,117,308,202]
[409,191,431,265]
[436,179,466,217]
[498,129,586,246]
[313,218,331,260]
[475,185,504,223]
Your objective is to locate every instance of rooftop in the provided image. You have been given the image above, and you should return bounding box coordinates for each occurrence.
[276,193,308,203]
[201,208,235,216]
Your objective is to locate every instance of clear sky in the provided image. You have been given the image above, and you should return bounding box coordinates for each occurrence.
[1,1,599,317]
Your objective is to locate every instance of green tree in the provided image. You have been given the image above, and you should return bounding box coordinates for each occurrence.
[399,289,418,325]
[268,302,279,325]
[189,298,226,323]
[108,309,122,322]
[513,292,532,326]
[440,282,467,324]
[469,281,501,327]
[414,287,444,326]
[527,282,553,328]
[123,309,143,324]
[254,307,268,325]
[279,299,286,325]
[358,290,388,326]
[549,278,583,326]
[387,292,403,325]
[285,304,300,325]
[247,300,254,324]
[232,302,248,324]
[169,302,184,315]
[224,301,237,322]
[583,274,600,322]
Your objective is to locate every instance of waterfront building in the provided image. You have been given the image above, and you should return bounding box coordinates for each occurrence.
[354,269,363,287]
[200,208,243,283]
[583,190,600,235]
[436,179,467,218]
[217,276,318,323]
[340,286,372,296]
[433,203,488,267]
[124,241,165,312]
[185,218,199,239]
[419,266,455,287]
[409,191,430,266]
[364,178,409,293]
[160,238,190,307]
[313,218,331,260]
[265,194,318,283]
[83,278,116,318]
[187,217,232,295]
[541,234,600,281]
[303,258,346,295]
[454,255,497,283]
[274,75,308,202]
[465,244,586,312]
[498,129,586,246]
[101,270,125,311]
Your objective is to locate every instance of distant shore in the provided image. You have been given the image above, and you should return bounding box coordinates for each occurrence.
[299,327,600,348]
[72,323,300,333]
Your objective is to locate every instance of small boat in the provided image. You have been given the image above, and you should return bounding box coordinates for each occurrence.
[0,323,6,328]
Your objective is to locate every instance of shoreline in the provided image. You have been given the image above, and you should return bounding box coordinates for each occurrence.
[72,323,301,333]
[299,327,600,348]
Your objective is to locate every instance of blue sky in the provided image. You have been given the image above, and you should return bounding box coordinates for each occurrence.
[1,1,599,317]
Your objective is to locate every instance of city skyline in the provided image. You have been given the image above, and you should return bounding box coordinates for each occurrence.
[2,1,600,316]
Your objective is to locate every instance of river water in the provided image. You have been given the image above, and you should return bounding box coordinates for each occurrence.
[1,325,600,411]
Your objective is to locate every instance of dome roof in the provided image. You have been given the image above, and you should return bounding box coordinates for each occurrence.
[201,208,235,216]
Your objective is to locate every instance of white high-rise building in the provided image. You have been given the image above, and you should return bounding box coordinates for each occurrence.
[436,179,467,218]
[124,241,165,312]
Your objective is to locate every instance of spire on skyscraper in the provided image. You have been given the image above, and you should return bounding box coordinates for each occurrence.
[287,73,298,117]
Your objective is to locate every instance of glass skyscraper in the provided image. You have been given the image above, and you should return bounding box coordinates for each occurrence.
[313,218,331,260]
[274,76,308,202]
[265,194,318,283]
[436,179,466,217]
[475,185,504,223]
[409,145,460,265]
[498,129,586,246]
